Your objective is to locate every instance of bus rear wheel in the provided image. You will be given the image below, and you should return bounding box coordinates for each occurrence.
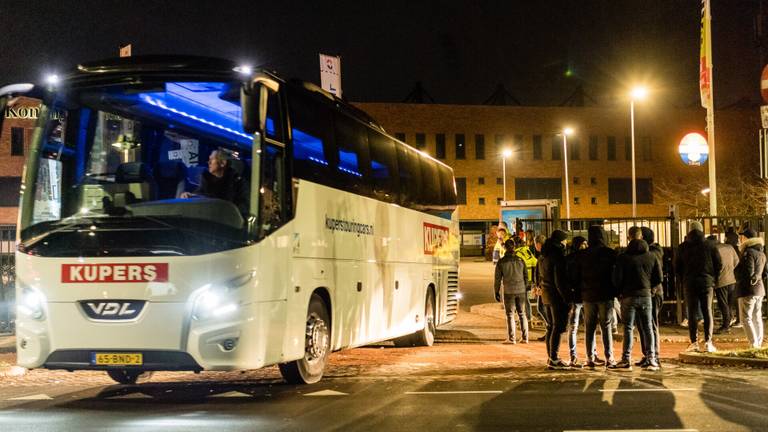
[107,369,152,385]
[279,294,331,384]
[393,289,436,347]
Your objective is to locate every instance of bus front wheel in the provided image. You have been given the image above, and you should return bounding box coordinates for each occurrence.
[394,289,436,347]
[279,294,331,384]
[106,369,152,385]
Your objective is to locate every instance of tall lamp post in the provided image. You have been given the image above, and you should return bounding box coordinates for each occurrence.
[502,148,512,202]
[629,86,648,218]
[561,128,574,222]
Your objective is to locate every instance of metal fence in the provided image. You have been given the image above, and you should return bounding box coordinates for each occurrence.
[0,225,15,335]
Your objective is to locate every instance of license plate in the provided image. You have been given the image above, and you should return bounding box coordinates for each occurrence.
[91,352,143,366]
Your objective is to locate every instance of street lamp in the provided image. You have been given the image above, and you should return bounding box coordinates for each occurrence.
[561,128,574,222]
[501,148,512,202]
[629,86,648,218]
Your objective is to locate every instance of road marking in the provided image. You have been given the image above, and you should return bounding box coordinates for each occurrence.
[7,394,53,400]
[404,390,503,395]
[565,430,698,432]
[109,393,153,399]
[598,388,696,393]
[209,391,252,398]
[304,390,348,396]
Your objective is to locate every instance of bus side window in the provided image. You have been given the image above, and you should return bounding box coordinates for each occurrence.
[287,91,333,186]
[395,144,422,209]
[259,143,286,236]
[331,113,371,196]
[265,90,284,142]
[419,155,443,212]
[367,130,399,203]
[439,165,457,208]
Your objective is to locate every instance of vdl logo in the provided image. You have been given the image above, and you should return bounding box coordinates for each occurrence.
[80,300,145,321]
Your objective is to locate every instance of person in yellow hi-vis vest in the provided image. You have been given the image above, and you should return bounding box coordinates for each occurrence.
[515,236,538,323]
[493,224,513,264]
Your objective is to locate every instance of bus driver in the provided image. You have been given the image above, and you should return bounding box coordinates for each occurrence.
[181,149,250,214]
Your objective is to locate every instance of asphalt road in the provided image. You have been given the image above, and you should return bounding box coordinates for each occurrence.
[1,363,767,431]
[459,258,497,311]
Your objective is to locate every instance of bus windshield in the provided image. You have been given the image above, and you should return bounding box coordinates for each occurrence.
[19,80,256,256]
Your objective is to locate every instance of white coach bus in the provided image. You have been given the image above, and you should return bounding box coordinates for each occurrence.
[0,56,459,384]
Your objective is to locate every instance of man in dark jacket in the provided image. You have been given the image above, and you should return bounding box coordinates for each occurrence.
[571,225,617,369]
[612,228,662,371]
[735,229,767,349]
[495,239,529,343]
[182,150,250,214]
[636,227,664,367]
[538,230,571,369]
[675,221,722,353]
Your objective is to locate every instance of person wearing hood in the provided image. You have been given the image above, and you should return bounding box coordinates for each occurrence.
[611,227,662,371]
[538,229,572,369]
[709,233,740,335]
[572,225,618,369]
[724,227,742,328]
[565,236,588,368]
[675,221,722,353]
[734,229,767,349]
[634,227,664,368]
[495,239,529,343]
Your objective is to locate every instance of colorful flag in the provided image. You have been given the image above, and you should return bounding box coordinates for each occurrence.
[699,0,712,108]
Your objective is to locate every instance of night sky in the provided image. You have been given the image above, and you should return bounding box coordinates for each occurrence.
[0,0,762,107]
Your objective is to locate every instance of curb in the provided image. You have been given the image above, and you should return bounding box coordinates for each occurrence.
[0,365,26,378]
[678,352,768,368]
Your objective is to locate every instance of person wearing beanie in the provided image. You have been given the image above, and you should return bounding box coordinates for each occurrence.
[538,230,571,369]
[635,227,665,367]
[571,225,618,369]
[734,228,767,348]
[675,221,723,353]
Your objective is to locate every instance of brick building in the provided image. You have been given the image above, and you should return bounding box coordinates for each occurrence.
[356,102,760,227]
[0,97,38,225]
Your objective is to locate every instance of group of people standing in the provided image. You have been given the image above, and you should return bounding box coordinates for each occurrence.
[492,220,767,372]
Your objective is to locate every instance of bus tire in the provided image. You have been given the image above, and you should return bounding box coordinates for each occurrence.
[279,294,331,385]
[106,369,152,385]
[393,289,436,347]
[411,288,436,347]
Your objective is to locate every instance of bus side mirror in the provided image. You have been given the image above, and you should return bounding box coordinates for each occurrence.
[241,74,279,135]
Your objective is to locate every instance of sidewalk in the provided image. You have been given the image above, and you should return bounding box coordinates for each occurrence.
[0,334,14,354]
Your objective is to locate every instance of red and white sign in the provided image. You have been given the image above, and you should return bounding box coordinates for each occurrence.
[761,64,768,103]
[62,263,169,283]
[423,223,449,255]
[319,53,342,97]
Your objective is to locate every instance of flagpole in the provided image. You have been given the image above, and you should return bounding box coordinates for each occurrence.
[702,0,717,216]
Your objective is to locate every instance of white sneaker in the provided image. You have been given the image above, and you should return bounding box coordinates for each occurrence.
[704,341,717,353]
[685,342,700,352]
[680,319,689,328]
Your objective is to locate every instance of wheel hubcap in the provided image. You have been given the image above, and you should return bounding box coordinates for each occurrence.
[305,314,329,362]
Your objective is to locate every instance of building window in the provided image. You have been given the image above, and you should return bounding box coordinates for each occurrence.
[475,134,485,160]
[455,134,466,159]
[495,134,505,153]
[395,132,406,142]
[479,197,486,205]
[590,177,597,185]
[573,177,580,185]
[478,177,485,185]
[436,134,446,159]
[625,136,632,161]
[497,197,503,205]
[574,196,580,205]
[533,135,542,160]
[496,177,503,185]
[455,177,467,205]
[607,136,616,161]
[608,178,653,204]
[514,178,562,200]
[0,177,21,206]
[569,137,580,160]
[11,127,24,156]
[552,135,562,160]
[514,134,524,160]
[589,135,598,160]
[641,136,652,161]
[415,133,426,149]
[591,197,597,205]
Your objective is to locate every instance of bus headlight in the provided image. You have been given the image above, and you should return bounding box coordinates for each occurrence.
[18,288,46,320]
[192,286,238,321]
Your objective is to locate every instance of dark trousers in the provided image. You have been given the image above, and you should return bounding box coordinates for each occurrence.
[686,287,714,343]
[715,284,736,328]
[524,289,533,323]
[504,293,529,341]
[544,301,569,362]
[537,295,549,325]
[638,292,663,360]
[583,300,615,362]
[620,296,656,362]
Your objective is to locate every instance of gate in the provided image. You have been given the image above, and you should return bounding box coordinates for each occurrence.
[0,225,15,335]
